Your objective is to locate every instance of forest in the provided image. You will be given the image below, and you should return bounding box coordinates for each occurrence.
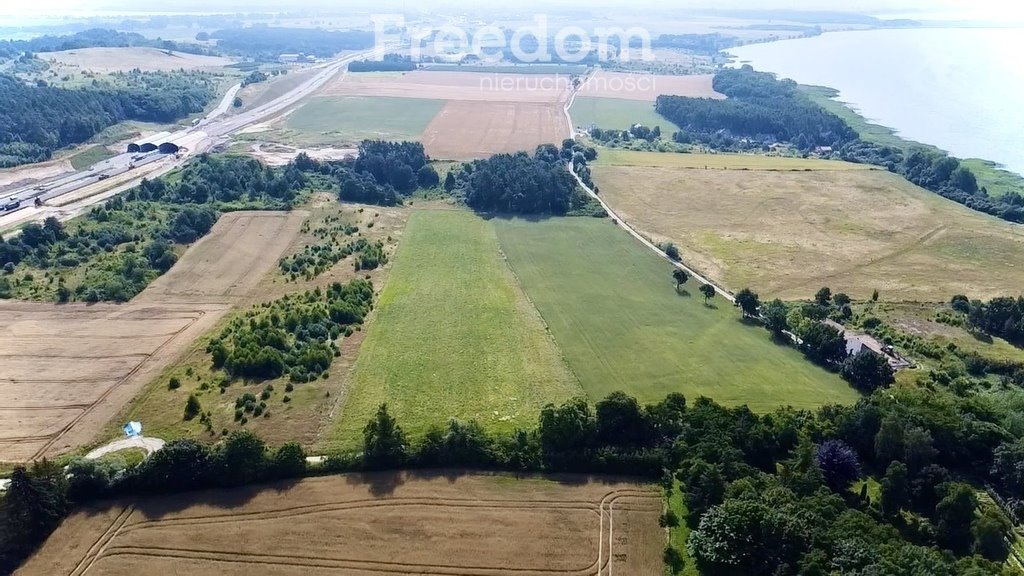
[448,142,600,215]
[0,28,215,60]
[208,27,375,60]
[0,72,215,167]
[656,66,857,148]
[0,154,310,302]
[293,142,437,206]
[650,33,738,55]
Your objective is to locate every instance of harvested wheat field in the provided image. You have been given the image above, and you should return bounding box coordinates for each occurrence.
[0,301,226,462]
[422,101,570,159]
[0,212,303,462]
[323,70,572,104]
[17,472,664,576]
[578,71,724,101]
[594,165,1024,301]
[37,47,234,73]
[138,211,307,304]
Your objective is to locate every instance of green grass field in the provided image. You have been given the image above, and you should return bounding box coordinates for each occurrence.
[593,148,873,171]
[68,145,116,170]
[494,217,858,410]
[284,96,445,145]
[569,96,669,130]
[325,210,581,450]
[803,85,1024,199]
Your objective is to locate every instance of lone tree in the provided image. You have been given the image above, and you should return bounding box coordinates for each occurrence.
[815,287,833,306]
[363,403,407,468]
[672,268,689,290]
[735,288,761,318]
[699,283,716,304]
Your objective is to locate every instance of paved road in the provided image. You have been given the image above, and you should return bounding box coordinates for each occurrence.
[84,436,166,461]
[0,46,387,232]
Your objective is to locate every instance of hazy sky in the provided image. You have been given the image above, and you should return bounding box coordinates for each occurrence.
[0,0,1020,21]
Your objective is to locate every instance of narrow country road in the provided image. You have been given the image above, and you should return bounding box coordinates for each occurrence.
[562,81,735,303]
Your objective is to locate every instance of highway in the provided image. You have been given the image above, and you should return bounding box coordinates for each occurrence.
[0,46,384,231]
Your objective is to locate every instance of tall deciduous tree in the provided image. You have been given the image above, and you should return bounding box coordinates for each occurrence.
[363,403,408,468]
[700,283,716,304]
[735,288,760,318]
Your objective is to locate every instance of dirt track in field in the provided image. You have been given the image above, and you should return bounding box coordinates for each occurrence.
[18,473,664,576]
[0,212,303,462]
[422,101,570,159]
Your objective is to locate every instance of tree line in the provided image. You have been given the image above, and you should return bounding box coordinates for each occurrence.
[840,142,1024,223]
[0,28,216,60]
[4,380,1022,575]
[0,71,215,167]
[348,54,418,72]
[657,67,858,149]
[208,27,375,61]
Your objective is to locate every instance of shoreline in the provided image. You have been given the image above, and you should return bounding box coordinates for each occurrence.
[801,83,1024,199]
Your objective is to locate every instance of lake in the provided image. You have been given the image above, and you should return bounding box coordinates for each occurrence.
[728,28,1024,176]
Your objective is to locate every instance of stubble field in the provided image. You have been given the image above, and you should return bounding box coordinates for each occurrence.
[592,160,1024,301]
[0,212,303,462]
[577,71,724,101]
[17,473,662,576]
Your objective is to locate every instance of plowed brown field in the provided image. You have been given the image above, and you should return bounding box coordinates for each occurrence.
[18,473,663,576]
[0,212,303,461]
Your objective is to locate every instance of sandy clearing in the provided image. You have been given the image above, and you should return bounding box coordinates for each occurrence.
[0,159,75,189]
[0,211,304,462]
[578,70,725,101]
[321,70,573,104]
[37,47,234,73]
[18,473,663,576]
[422,100,569,160]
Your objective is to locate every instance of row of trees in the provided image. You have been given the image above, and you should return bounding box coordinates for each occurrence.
[5,378,1024,574]
[208,279,374,383]
[656,66,858,150]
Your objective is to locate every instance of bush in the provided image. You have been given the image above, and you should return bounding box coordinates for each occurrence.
[183,394,202,421]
